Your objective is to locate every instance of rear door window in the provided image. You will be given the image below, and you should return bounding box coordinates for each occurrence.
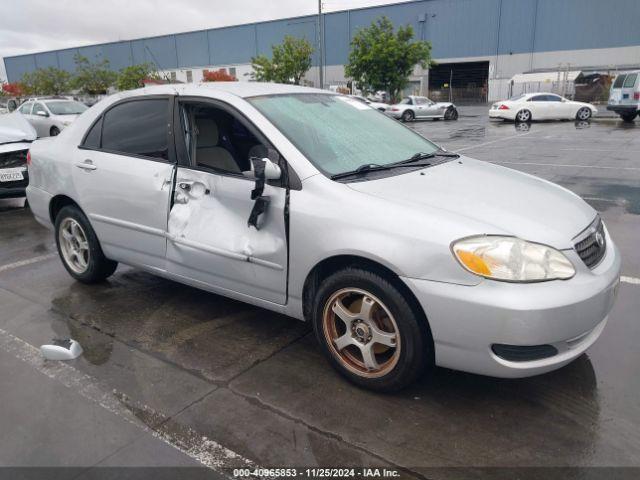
[623,73,638,88]
[101,99,170,160]
[529,95,547,102]
[613,74,627,88]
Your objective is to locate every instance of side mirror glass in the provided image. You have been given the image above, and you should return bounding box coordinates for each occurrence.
[243,158,282,181]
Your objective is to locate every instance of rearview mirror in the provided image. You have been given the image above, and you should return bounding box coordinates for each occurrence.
[36,110,48,117]
[243,158,282,181]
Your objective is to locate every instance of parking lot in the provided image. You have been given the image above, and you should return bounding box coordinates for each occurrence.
[1,107,639,478]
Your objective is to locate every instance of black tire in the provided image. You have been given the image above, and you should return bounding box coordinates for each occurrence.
[312,267,433,392]
[54,205,117,283]
[401,110,415,122]
[576,107,592,121]
[516,109,532,122]
[444,106,459,121]
[50,126,61,136]
[620,113,636,123]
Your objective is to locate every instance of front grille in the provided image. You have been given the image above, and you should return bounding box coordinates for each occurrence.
[574,217,607,269]
[0,149,28,169]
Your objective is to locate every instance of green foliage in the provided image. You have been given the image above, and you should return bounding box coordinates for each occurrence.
[251,35,314,85]
[345,16,432,102]
[71,54,117,95]
[116,63,158,91]
[20,67,71,95]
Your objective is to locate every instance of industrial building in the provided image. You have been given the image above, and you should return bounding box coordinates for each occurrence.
[3,0,640,102]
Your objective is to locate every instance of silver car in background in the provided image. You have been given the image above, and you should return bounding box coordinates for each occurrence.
[387,95,459,122]
[26,83,620,391]
[18,98,88,137]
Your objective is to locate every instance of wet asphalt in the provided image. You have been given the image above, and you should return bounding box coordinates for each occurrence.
[0,107,638,479]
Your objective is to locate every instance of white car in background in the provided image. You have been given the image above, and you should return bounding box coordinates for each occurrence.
[18,98,88,137]
[490,93,597,122]
[387,96,459,122]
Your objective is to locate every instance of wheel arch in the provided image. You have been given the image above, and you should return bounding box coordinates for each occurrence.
[302,255,430,329]
[49,194,84,224]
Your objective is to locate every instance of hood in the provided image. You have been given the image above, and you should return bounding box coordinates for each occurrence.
[0,112,37,144]
[347,157,595,249]
[55,114,79,124]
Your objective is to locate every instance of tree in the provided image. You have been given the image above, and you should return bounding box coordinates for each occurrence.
[251,35,313,85]
[345,16,433,102]
[21,67,71,95]
[71,54,117,95]
[116,63,159,90]
[203,68,237,82]
[1,82,25,97]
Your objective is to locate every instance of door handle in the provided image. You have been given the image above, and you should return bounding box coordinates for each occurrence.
[76,160,97,171]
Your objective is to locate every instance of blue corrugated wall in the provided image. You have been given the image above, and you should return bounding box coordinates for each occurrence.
[4,0,640,82]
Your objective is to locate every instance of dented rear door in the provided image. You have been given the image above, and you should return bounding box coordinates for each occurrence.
[166,168,288,304]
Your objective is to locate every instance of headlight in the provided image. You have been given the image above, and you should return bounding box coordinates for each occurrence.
[452,236,575,282]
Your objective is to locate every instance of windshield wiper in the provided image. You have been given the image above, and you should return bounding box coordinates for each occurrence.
[330,150,459,180]
[394,150,460,165]
[330,161,433,179]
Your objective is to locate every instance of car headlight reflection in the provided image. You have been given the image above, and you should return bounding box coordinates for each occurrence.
[452,236,575,282]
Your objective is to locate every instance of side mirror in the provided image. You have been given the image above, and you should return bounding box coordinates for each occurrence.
[243,158,282,181]
[36,110,48,117]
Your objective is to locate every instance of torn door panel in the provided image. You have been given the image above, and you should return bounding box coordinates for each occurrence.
[166,168,288,304]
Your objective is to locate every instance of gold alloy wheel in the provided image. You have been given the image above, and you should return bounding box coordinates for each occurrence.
[58,217,90,274]
[322,288,401,378]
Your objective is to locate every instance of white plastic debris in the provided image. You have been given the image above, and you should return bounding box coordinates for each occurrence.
[40,338,83,361]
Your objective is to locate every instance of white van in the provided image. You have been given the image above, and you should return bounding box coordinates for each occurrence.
[607,71,639,122]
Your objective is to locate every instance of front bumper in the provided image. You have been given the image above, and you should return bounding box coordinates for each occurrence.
[401,235,621,378]
[0,171,28,199]
[386,110,403,119]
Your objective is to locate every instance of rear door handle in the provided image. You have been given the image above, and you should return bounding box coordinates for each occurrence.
[76,160,97,171]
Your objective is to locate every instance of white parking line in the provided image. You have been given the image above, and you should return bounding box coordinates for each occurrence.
[491,161,640,171]
[0,327,256,474]
[621,276,640,285]
[0,253,57,273]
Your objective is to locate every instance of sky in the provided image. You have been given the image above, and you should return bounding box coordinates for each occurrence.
[0,0,416,82]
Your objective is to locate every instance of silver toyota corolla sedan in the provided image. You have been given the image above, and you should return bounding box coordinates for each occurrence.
[26,83,621,391]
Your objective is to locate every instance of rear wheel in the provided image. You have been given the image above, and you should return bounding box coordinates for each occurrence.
[444,106,459,121]
[312,267,433,392]
[576,107,592,121]
[55,205,117,283]
[401,110,415,122]
[620,113,636,122]
[516,109,532,122]
[50,126,60,136]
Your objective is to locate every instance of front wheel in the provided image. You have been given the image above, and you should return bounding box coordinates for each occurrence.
[576,107,592,121]
[516,109,532,122]
[312,268,433,392]
[55,205,118,283]
[444,106,459,121]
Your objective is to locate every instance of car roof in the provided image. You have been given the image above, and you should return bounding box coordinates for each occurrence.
[116,82,332,100]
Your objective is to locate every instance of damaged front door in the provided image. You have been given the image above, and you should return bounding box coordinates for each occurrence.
[165,100,288,305]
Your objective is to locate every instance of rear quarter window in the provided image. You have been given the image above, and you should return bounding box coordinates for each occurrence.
[623,73,638,88]
[613,74,627,88]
